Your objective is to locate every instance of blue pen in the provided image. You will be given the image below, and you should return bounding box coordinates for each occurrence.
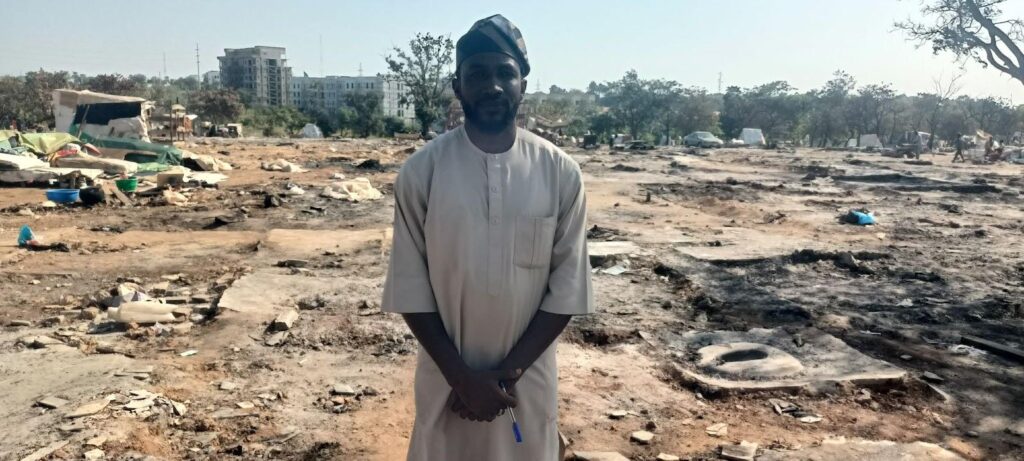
[500,383,523,443]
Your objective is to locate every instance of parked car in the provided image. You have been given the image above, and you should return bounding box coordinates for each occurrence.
[683,131,724,148]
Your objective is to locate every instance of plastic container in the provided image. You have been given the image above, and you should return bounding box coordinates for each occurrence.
[115,177,138,193]
[45,189,80,204]
[18,225,35,246]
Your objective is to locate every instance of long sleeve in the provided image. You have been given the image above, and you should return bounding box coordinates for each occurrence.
[381,165,439,314]
[538,162,594,316]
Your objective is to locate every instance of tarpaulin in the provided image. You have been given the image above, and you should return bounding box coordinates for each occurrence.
[73,102,143,125]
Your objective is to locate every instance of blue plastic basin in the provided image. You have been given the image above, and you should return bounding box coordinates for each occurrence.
[45,189,80,204]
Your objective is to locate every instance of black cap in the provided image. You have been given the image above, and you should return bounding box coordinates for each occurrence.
[456,14,530,77]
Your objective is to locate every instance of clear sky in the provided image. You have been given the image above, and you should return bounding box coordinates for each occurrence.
[2,0,1022,100]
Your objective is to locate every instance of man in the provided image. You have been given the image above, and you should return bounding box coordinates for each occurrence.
[382,14,594,461]
[952,133,965,163]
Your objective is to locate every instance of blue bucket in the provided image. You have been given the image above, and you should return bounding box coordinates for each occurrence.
[45,189,80,204]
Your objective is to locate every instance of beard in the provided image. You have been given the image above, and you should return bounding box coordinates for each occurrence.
[461,95,519,134]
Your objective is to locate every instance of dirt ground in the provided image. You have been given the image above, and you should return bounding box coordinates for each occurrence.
[1,137,1023,460]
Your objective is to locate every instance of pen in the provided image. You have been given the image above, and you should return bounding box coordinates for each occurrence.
[499,383,522,443]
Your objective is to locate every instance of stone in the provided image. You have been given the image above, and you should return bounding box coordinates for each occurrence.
[900,354,912,361]
[608,410,628,420]
[798,415,823,423]
[921,371,944,383]
[646,420,659,431]
[265,331,289,346]
[179,349,198,357]
[21,335,63,348]
[125,365,155,375]
[331,384,357,396]
[162,296,190,305]
[272,309,299,332]
[9,319,32,327]
[20,440,70,461]
[758,438,963,460]
[656,454,680,461]
[276,259,309,268]
[237,401,256,409]
[66,398,110,418]
[171,400,188,416]
[1007,420,1024,437]
[572,451,630,461]
[191,294,211,304]
[706,422,728,437]
[171,322,193,335]
[124,398,155,411]
[966,430,979,438]
[211,408,259,419]
[854,389,872,403]
[36,396,70,409]
[630,430,654,444]
[720,440,758,461]
[80,307,101,320]
[220,381,238,391]
[58,421,86,433]
[85,436,107,447]
[83,448,105,460]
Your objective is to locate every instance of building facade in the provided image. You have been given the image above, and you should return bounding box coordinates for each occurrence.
[202,71,221,87]
[290,75,414,123]
[218,46,291,106]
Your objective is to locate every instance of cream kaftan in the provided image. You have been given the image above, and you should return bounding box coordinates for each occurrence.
[382,126,594,461]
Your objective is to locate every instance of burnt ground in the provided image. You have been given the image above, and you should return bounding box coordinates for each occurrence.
[0,138,1022,460]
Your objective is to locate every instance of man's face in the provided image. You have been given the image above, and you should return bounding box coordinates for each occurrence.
[454,52,526,133]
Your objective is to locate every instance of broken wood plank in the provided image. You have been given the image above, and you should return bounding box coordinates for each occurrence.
[961,335,1024,364]
[104,182,134,206]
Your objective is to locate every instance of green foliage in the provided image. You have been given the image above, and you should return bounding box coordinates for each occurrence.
[0,69,70,129]
[85,74,145,97]
[345,91,385,137]
[384,33,454,137]
[241,106,311,137]
[586,112,620,139]
[189,89,244,125]
[383,116,410,136]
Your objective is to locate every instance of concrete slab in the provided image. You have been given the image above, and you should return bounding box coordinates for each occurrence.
[757,437,964,460]
[667,328,906,394]
[588,241,643,257]
[218,269,339,315]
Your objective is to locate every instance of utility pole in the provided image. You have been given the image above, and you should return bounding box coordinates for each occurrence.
[358,63,363,77]
[162,52,167,80]
[195,43,201,87]
[319,34,324,78]
[717,72,723,94]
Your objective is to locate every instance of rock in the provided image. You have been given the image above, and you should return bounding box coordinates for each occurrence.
[179,349,198,357]
[646,420,659,431]
[272,309,299,331]
[162,296,190,305]
[171,322,193,335]
[58,421,86,433]
[362,387,380,397]
[608,410,628,420]
[276,259,309,268]
[966,431,979,438]
[80,307,101,320]
[39,315,65,326]
[220,381,238,391]
[854,389,873,403]
[720,440,758,461]
[191,294,212,304]
[572,451,630,461]
[85,436,107,447]
[66,398,110,418]
[331,384,357,396]
[36,396,70,409]
[189,313,206,323]
[20,440,70,461]
[656,454,680,461]
[83,448,105,460]
[124,398,155,411]
[706,422,728,437]
[9,319,31,327]
[921,371,944,383]
[21,335,63,348]
[264,195,282,208]
[1007,420,1024,437]
[265,331,289,346]
[900,354,912,361]
[236,401,256,409]
[630,430,654,444]
[798,415,823,423]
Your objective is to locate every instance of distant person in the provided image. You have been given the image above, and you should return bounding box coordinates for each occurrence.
[382,14,593,461]
[953,134,965,163]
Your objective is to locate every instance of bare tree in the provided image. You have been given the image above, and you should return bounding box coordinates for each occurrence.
[896,0,1024,86]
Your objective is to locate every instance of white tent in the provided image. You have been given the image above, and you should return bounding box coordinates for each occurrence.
[859,134,882,149]
[300,123,323,138]
[739,128,765,146]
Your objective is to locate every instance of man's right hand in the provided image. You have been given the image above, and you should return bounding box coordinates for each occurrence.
[448,368,521,422]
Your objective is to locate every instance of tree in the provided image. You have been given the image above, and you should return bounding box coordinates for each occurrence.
[241,106,310,137]
[384,116,410,136]
[897,0,1024,86]
[587,112,621,140]
[604,70,658,139]
[344,90,385,137]
[85,74,144,96]
[384,33,454,137]
[0,70,71,129]
[189,89,244,125]
[806,71,856,146]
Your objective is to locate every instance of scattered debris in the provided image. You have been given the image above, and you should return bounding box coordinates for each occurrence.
[720,441,758,461]
[630,430,654,445]
[706,422,728,437]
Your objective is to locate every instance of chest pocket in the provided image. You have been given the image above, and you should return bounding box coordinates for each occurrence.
[514,216,557,269]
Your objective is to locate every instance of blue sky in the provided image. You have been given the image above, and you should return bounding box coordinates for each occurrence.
[2,0,1022,100]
